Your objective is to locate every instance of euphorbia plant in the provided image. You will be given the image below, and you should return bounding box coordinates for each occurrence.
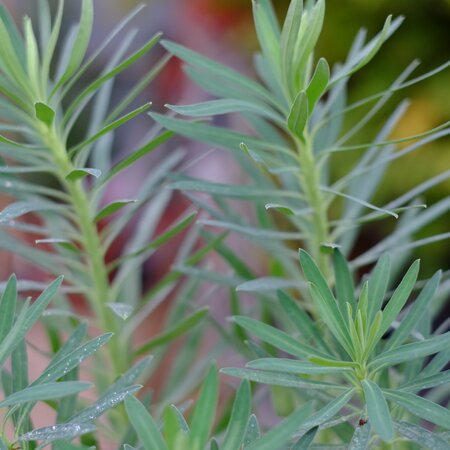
[222,249,450,446]
[0,0,448,449]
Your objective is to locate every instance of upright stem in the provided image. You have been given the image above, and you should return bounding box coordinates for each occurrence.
[296,135,330,277]
[40,124,127,375]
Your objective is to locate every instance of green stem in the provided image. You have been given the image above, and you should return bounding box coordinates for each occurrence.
[40,125,127,376]
[296,135,330,276]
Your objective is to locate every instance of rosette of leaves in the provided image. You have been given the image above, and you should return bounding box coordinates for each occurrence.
[221,249,450,448]
[151,0,450,296]
[0,0,216,440]
[0,275,144,450]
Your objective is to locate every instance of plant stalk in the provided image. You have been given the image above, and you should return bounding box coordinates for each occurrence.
[296,135,330,276]
[40,124,128,376]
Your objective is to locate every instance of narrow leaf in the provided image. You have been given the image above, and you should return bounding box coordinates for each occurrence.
[18,423,96,443]
[125,395,167,450]
[247,403,313,450]
[0,381,92,407]
[221,381,252,450]
[384,390,450,429]
[306,58,330,111]
[288,91,309,138]
[189,365,219,450]
[94,199,137,223]
[362,380,393,441]
[394,421,450,450]
[375,260,420,343]
[333,248,356,314]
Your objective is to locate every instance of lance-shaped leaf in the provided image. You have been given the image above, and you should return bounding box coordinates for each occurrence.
[362,380,393,441]
[221,380,251,450]
[306,58,330,111]
[288,91,308,138]
[94,199,137,223]
[299,250,353,354]
[35,102,55,127]
[51,0,94,94]
[232,316,332,360]
[373,260,420,344]
[367,253,391,321]
[333,248,356,315]
[386,270,441,350]
[0,381,92,407]
[125,395,167,450]
[0,274,17,343]
[189,364,219,450]
[70,385,141,423]
[349,420,371,450]
[394,421,450,450]
[0,276,63,367]
[384,390,450,429]
[247,403,313,450]
[18,423,96,443]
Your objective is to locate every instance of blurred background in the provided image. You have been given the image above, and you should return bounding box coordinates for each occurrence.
[2,0,449,277]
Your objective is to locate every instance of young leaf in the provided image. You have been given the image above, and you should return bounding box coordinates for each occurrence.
[288,91,309,138]
[280,0,303,97]
[333,248,356,315]
[306,58,330,111]
[386,270,441,350]
[299,250,353,354]
[367,253,391,321]
[52,0,94,94]
[35,102,55,127]
[252,0,281,79]
[277,290,331,353]
[374,260,420,343]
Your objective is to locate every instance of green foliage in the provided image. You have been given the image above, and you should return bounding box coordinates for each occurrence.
[224,249,450,446]
[0,277,130,449]
[154,0,450,292]
[0,0,448,449]
[0,0,218,445]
